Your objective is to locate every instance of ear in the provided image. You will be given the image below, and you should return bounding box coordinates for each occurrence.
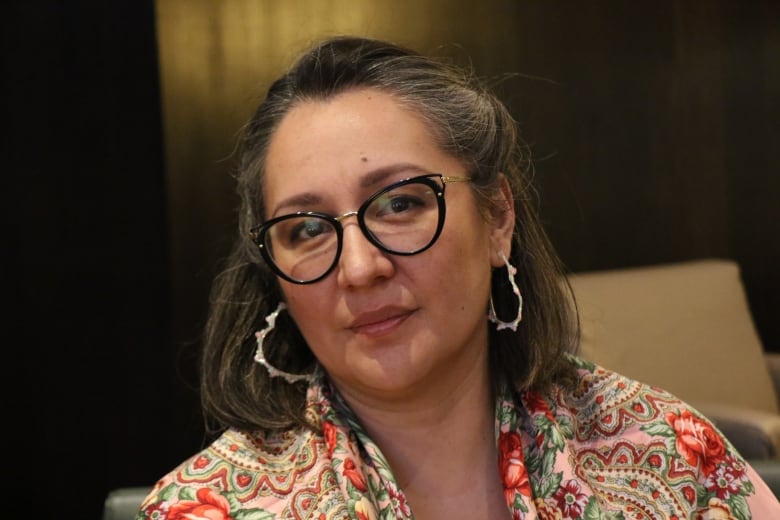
[488,174,515,268]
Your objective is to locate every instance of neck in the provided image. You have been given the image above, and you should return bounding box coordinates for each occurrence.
[335,352,506,517]
[336,341,495,453]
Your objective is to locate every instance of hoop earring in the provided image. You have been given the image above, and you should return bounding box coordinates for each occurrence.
[488,251,523,332]
[254,302,314,384]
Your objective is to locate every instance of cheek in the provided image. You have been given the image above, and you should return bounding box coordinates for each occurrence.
[279,286,328,336]
[438,213,495,270]
[420,226,493,303]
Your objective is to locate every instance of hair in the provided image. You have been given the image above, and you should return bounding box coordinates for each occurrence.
[200,35,579,435]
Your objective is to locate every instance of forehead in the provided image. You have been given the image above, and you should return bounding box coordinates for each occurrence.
[262,88,462,214]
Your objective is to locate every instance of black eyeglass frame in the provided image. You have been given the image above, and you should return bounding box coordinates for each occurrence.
[249,173,470,284]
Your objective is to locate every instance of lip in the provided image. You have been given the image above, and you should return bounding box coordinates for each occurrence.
[348,307,414,336]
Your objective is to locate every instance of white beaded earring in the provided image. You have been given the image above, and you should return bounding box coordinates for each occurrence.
[254,302,314,384]
[488,251,523,332]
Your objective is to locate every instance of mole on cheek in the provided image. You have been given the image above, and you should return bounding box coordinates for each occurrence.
[360,156,368,162]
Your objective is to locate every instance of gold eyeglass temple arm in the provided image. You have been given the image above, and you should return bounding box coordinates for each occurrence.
[441,175,470,184]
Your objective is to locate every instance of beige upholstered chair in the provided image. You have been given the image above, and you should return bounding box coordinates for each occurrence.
[102,487,149,520]
[568,258,780,461]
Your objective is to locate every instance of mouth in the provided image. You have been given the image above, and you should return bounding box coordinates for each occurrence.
[348,307,414,336]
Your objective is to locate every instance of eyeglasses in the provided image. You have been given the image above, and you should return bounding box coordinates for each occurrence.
[250,174,470,284]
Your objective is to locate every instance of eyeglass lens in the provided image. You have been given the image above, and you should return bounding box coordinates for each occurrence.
[264,179,441,282]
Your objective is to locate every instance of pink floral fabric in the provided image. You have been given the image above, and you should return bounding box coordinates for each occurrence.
[137,357,779,519]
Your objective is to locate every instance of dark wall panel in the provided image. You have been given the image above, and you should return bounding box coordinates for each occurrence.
[5,2,199,518]
[501,1,779,347]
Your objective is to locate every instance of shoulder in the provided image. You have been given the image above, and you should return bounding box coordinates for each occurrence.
[137,427,346,519]
[529,356,778,519]
[565,354,685,418]
[556,355,728,456]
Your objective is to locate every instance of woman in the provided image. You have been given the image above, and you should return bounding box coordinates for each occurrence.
[138,36,778,519]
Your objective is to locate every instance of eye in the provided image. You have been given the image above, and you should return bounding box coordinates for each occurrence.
[370,183,434,220]
[271,216,335,249]
[290,218,331,243]
[377,194,422,216]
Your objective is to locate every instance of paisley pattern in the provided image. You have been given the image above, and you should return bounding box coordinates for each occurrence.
[137,356,779,519]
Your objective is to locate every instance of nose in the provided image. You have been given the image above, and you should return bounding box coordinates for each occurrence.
[335,219,395,288]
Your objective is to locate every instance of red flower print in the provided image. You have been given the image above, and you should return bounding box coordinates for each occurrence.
[498,431,532,503]
[167,488,232,520]
[193,455,210,470]
[498,431,522,458]
[343,458,368,491]
[704,465,742,499]
[723,456,747,480]
[323,420,338,457]
[525,392,555,420]
[145,502,167,517]
[682,485,697,504]
[664,409,726,475]
[552,479,588,518]
[647,454,662,467]
[387,480,412,516]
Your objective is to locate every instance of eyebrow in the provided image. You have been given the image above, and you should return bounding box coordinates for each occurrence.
[269,163,432,217]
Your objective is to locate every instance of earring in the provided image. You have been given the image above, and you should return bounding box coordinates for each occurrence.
[488,251,523,332]
[254,302,313,384]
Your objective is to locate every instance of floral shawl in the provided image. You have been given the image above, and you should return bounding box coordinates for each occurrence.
[137,357,779,519]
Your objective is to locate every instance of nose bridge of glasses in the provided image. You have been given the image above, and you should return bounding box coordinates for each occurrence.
[335,209,377,248]
[334,208,389,257]
[334,210,359,224]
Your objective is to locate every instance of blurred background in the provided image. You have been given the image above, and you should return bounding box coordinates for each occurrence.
[5,0,778,517]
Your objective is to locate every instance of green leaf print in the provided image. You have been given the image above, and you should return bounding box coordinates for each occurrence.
[537,472,563,499]
[178,486,196,501]
[729,494,750,520]
[583,497,624,520]
[234,509,276,520]
[641,422,673,437]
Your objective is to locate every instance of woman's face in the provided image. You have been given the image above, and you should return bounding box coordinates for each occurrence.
[263,88,514,404]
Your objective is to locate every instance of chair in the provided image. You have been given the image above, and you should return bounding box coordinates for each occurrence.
[102,486,150,520]
[567,259,780,495]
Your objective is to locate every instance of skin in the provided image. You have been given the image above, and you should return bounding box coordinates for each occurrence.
[263,87,515,518]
